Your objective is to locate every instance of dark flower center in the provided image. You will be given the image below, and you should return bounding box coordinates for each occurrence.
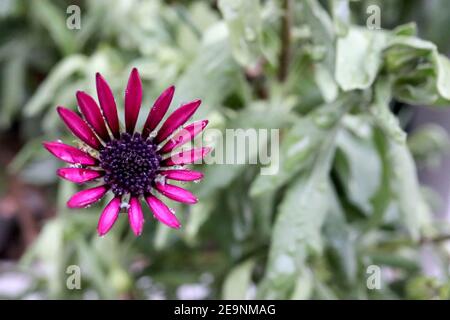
[99,133,161,196]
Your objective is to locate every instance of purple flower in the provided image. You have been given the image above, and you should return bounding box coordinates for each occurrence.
[43,68,210,236]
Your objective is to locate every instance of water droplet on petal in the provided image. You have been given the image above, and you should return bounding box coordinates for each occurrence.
[120,202,130,209]
[154,174,166,185]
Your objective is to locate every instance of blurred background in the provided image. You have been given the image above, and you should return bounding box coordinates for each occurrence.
[1,0,450,299]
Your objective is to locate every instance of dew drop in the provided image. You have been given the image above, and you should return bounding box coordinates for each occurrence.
[154,174,166,185]
[149,130,158,139]
[120,202,130,209]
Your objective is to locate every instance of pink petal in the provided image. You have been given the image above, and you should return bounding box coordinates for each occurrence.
[57,168,103,183]
[128,197,144,236]
[97,197,121,236]
[145,195,181,229]
[155,182,198,204]
[124,68,142,133]
[67,185,108,208]
[155,99,201,143]
[57,106,101,149]
[43,141,97,165]
[76,91,110,141]
[160,169,204,182]
[163,147,211,166]
[159,120,208,154]
[142,86,175,138]
[96,73,120,139]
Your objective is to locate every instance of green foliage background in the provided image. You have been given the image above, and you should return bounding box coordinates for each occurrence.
[1,0,450,299]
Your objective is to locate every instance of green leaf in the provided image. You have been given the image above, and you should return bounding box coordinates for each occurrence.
[184,197,216,245]
[336,27,388,91]
[222,259,255,299]
[302,0,335,71]
[199,99,292,198]
[8,138,45,174]
[334,118,382,215]
[258,94,357,299]
[436,53,450,101]
[76,238,116,299]
[323,186,357,285]
[250,98,350,197]
[384,36,450,106]
[290,268,314,300]
[30,0,77,55]
[23,55,86,116]
[258,173,331,299]
[0,54,25,129]
[218,0,262,66]
[20,219,65,298]
[314,62,338,103]
[370,79,431,239]
[173,23,245,119]
[393,23,417,37]
[249,117,320,197]
[388,141,431,239]
[257,103,353,298]
[369,79,406,144]
[330,0,351,36]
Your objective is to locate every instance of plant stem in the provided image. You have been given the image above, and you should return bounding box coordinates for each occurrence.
[420,234,450,244]
[278,0,293,82]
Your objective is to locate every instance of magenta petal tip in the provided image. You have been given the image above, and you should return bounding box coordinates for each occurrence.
[97,197,121,236]
[43,141,97,166]
[160,169,204,182]
[155,182,198,204]
[142,85,176,138]
[76,91,110,141]
[124,68,142,134]
[96,73,120,139]
[145,195,181,229]
[128,197,144,236]
[163,147,211,166]
[57,168,103,183]
[159,119,209,154]
[155,99,202,143]
[57,106,101,149]
[67,185,108,209]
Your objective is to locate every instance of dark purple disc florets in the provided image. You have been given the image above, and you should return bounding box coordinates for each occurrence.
[99,132,161,196]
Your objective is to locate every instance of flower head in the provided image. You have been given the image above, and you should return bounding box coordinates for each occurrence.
[44,68,210,236]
